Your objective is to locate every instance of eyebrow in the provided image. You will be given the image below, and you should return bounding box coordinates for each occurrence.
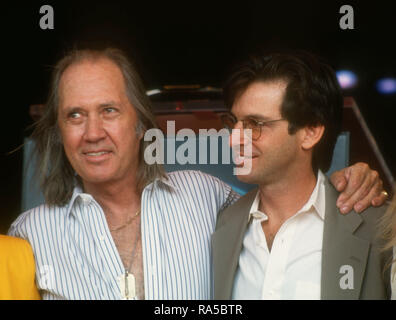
[230,112,275,121]
[98,101,120,108]
[62,101,121,114]
[62,106,84,115]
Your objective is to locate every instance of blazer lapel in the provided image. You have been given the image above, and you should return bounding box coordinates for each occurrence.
[321,179,370,299]
[212,189,257,299]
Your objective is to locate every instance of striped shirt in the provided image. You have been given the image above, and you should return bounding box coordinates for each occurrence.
[8,170,239,300]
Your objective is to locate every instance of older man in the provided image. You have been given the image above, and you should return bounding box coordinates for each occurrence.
[213,51,391,299]
[9,48,387,300]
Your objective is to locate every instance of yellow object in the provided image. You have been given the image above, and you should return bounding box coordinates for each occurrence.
[0,235,40,300]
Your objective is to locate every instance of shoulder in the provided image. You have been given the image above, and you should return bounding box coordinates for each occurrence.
[166,170,231,192]
[327,201,388,246]
[0,234,31,251]
[162,170,239,210]
[216,188,257,228]
[359,204,388,223]
[342,200,387,236]
[324,179,387,241]
[358,204,388,242]
[0,235,34,260]
[8,203,66,239]
[0,235,40,300]
[166,170,224,183]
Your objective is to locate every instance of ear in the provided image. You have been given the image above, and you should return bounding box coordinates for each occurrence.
[137,131,145,143]
[136,122,145,141]
[300,125,325,151]
[138,128,144,141]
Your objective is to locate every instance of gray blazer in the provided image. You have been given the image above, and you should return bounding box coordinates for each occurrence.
[212,179,392,299]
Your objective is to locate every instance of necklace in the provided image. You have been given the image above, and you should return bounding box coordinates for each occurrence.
[121,216,141,300]
[109,209,140,232]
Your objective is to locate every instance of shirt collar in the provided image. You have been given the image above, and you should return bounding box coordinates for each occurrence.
[302,170,326,220]
[144,173,178,192]
[249,192,266,221]
[65,173,178,217]
[249,170,326,222]
[65,185,87,217]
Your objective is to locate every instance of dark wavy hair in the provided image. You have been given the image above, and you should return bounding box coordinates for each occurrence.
[223,50,343,172]
[32,48,166,206]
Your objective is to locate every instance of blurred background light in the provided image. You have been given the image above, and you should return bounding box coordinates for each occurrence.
[336,70,358,89]
[376,77,396,94]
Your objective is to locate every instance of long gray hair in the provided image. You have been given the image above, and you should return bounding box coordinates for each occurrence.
[32,48,166,206]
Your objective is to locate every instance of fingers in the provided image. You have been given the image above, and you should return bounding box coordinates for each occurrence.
[337,167,375,213]
[335,163,368,209]
[353,177,384,213]
[329,169,348,192]
[371,190,388,207]
[330,162,386,214]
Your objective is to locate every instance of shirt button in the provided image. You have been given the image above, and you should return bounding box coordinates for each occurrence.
[99,235,105,241]
[80,194,92,205]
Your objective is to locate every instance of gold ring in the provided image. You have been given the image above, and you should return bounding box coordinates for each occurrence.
[381,190,389,197]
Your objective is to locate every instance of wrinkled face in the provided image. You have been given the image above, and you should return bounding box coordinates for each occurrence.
[57,58,142,188]
[230,80,301,185]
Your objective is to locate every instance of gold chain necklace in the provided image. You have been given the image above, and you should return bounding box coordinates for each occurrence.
[108,209,140,232]
[123,218,141,299]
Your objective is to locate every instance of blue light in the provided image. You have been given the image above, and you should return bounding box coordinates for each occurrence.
[336,70,358,89]
[376,78,396,94]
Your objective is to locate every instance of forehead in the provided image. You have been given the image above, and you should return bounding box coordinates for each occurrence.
[58,58,127,106]
[232,80,287,118]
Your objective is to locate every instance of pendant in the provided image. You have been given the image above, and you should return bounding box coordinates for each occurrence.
[119,271,136,300]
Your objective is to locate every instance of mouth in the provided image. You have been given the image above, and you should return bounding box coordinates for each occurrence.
[233,153,259,166]
[82,150,113,162]
[84,151,111,156]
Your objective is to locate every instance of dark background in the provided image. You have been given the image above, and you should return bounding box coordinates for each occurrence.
[1,0,396,232]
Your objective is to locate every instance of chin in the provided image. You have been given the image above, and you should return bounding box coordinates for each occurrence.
[235,171,258,185]
[79,170,115,185]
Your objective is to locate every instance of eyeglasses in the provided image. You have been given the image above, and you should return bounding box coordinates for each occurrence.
[220,113,285,140]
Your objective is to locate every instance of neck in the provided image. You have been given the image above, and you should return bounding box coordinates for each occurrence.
[83,175,141,220]
[258,166,318,222]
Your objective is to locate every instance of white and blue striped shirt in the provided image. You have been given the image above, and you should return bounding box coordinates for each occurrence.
[8,170,239,300]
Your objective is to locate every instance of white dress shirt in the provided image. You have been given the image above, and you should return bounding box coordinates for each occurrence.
[232,171,326,300]
[9,170,239,300]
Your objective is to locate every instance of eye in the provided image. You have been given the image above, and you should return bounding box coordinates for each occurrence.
[221,114,237,129]
[103,107,119,117]
[245,118,261,129]
[68,111,81,119]
[104,107,116,113]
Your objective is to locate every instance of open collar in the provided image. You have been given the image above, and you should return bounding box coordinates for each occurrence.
[65,173,178,217]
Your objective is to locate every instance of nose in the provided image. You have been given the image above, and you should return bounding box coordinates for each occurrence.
[84,115,106,143]
[229,121,245,148]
